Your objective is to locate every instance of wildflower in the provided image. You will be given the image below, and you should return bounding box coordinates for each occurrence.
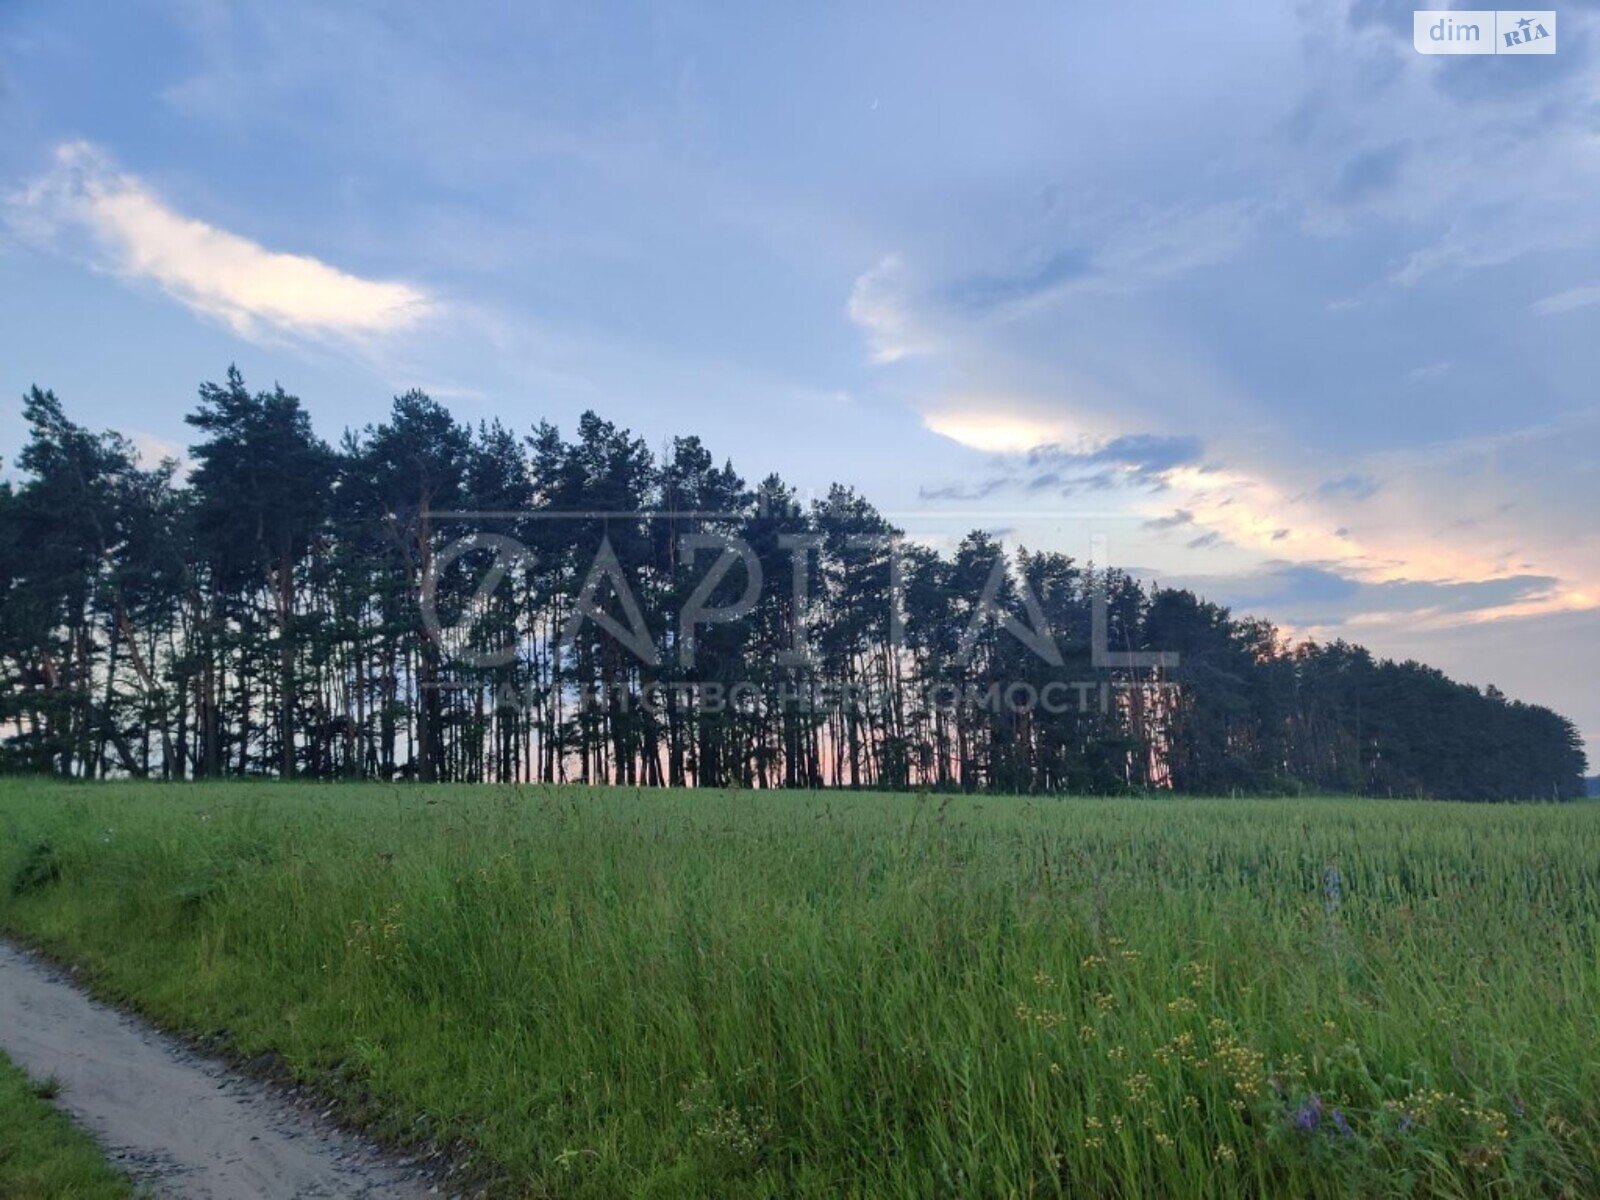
[1033,969,1054,987]
[1476,1107,1510,1141]
[1015,1002,1066,1029]
[1167,996,1197,1015]
[1292,1094,1323,1132]
[1331,1108,1355,1139]
[1461,1146,1505,1170]
[1215,1143,1237,1164]
[1209,1033,1266,1098]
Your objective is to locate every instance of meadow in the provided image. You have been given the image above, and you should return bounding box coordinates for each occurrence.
[1,781,1597,1197]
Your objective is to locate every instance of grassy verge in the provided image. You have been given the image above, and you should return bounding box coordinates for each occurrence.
[2,779,1598,1197]
[0,1051,132,1200]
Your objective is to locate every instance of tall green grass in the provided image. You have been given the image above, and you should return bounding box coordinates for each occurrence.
[2,781,1597,1197]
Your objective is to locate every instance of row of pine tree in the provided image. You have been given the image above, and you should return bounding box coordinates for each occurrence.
[0,371,1587,798]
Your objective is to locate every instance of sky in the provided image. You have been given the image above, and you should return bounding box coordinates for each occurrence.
[0,1,1596,767]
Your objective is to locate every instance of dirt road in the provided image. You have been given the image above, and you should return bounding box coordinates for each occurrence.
[0,940,438,1198]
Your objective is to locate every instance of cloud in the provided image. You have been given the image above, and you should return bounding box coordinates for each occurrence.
[922,410,1070,454]
[945,249,1092,313]
[128,432,190,477]
[7,142,433,341]
[846,255,932,363]
[1002,435,1203,492]
[1533,284,1600,317]
[1142,460,1567,604]
[1144,508,1196,532]
[1125,413,1600,634]
[1334,143,1408,202]
[920,428,1204,498]
[1352,574,1560,619]
[1237,564,1362,609]
[1406,361,1450,380]
[1088,201,1260,291]
[919,477,1007,502]
[1314,472,1380,500]
[1076,434,1203,474]
[1158,561,1566,631]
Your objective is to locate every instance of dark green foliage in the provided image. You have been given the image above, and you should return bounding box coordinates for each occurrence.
[9,841,61,897]
[0,375,1586,799]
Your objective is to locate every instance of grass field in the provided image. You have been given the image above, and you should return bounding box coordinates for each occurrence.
[1,781,1597,1197]
[0,1050,131,1200]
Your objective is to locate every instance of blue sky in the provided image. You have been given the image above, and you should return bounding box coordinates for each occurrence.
[1,1,1597,764]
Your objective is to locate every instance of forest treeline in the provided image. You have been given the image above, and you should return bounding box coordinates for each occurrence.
[0,371,1587,799]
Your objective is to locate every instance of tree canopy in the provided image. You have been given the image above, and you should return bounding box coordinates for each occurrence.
[0,373,1586,799]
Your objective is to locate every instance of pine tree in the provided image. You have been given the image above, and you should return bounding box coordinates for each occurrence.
[1,377,1587,800]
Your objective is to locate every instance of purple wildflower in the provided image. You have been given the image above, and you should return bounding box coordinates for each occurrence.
[1331,1108,1355,1139]
[1398,1113,1414,1134]
[1292,1094,1323,1132]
